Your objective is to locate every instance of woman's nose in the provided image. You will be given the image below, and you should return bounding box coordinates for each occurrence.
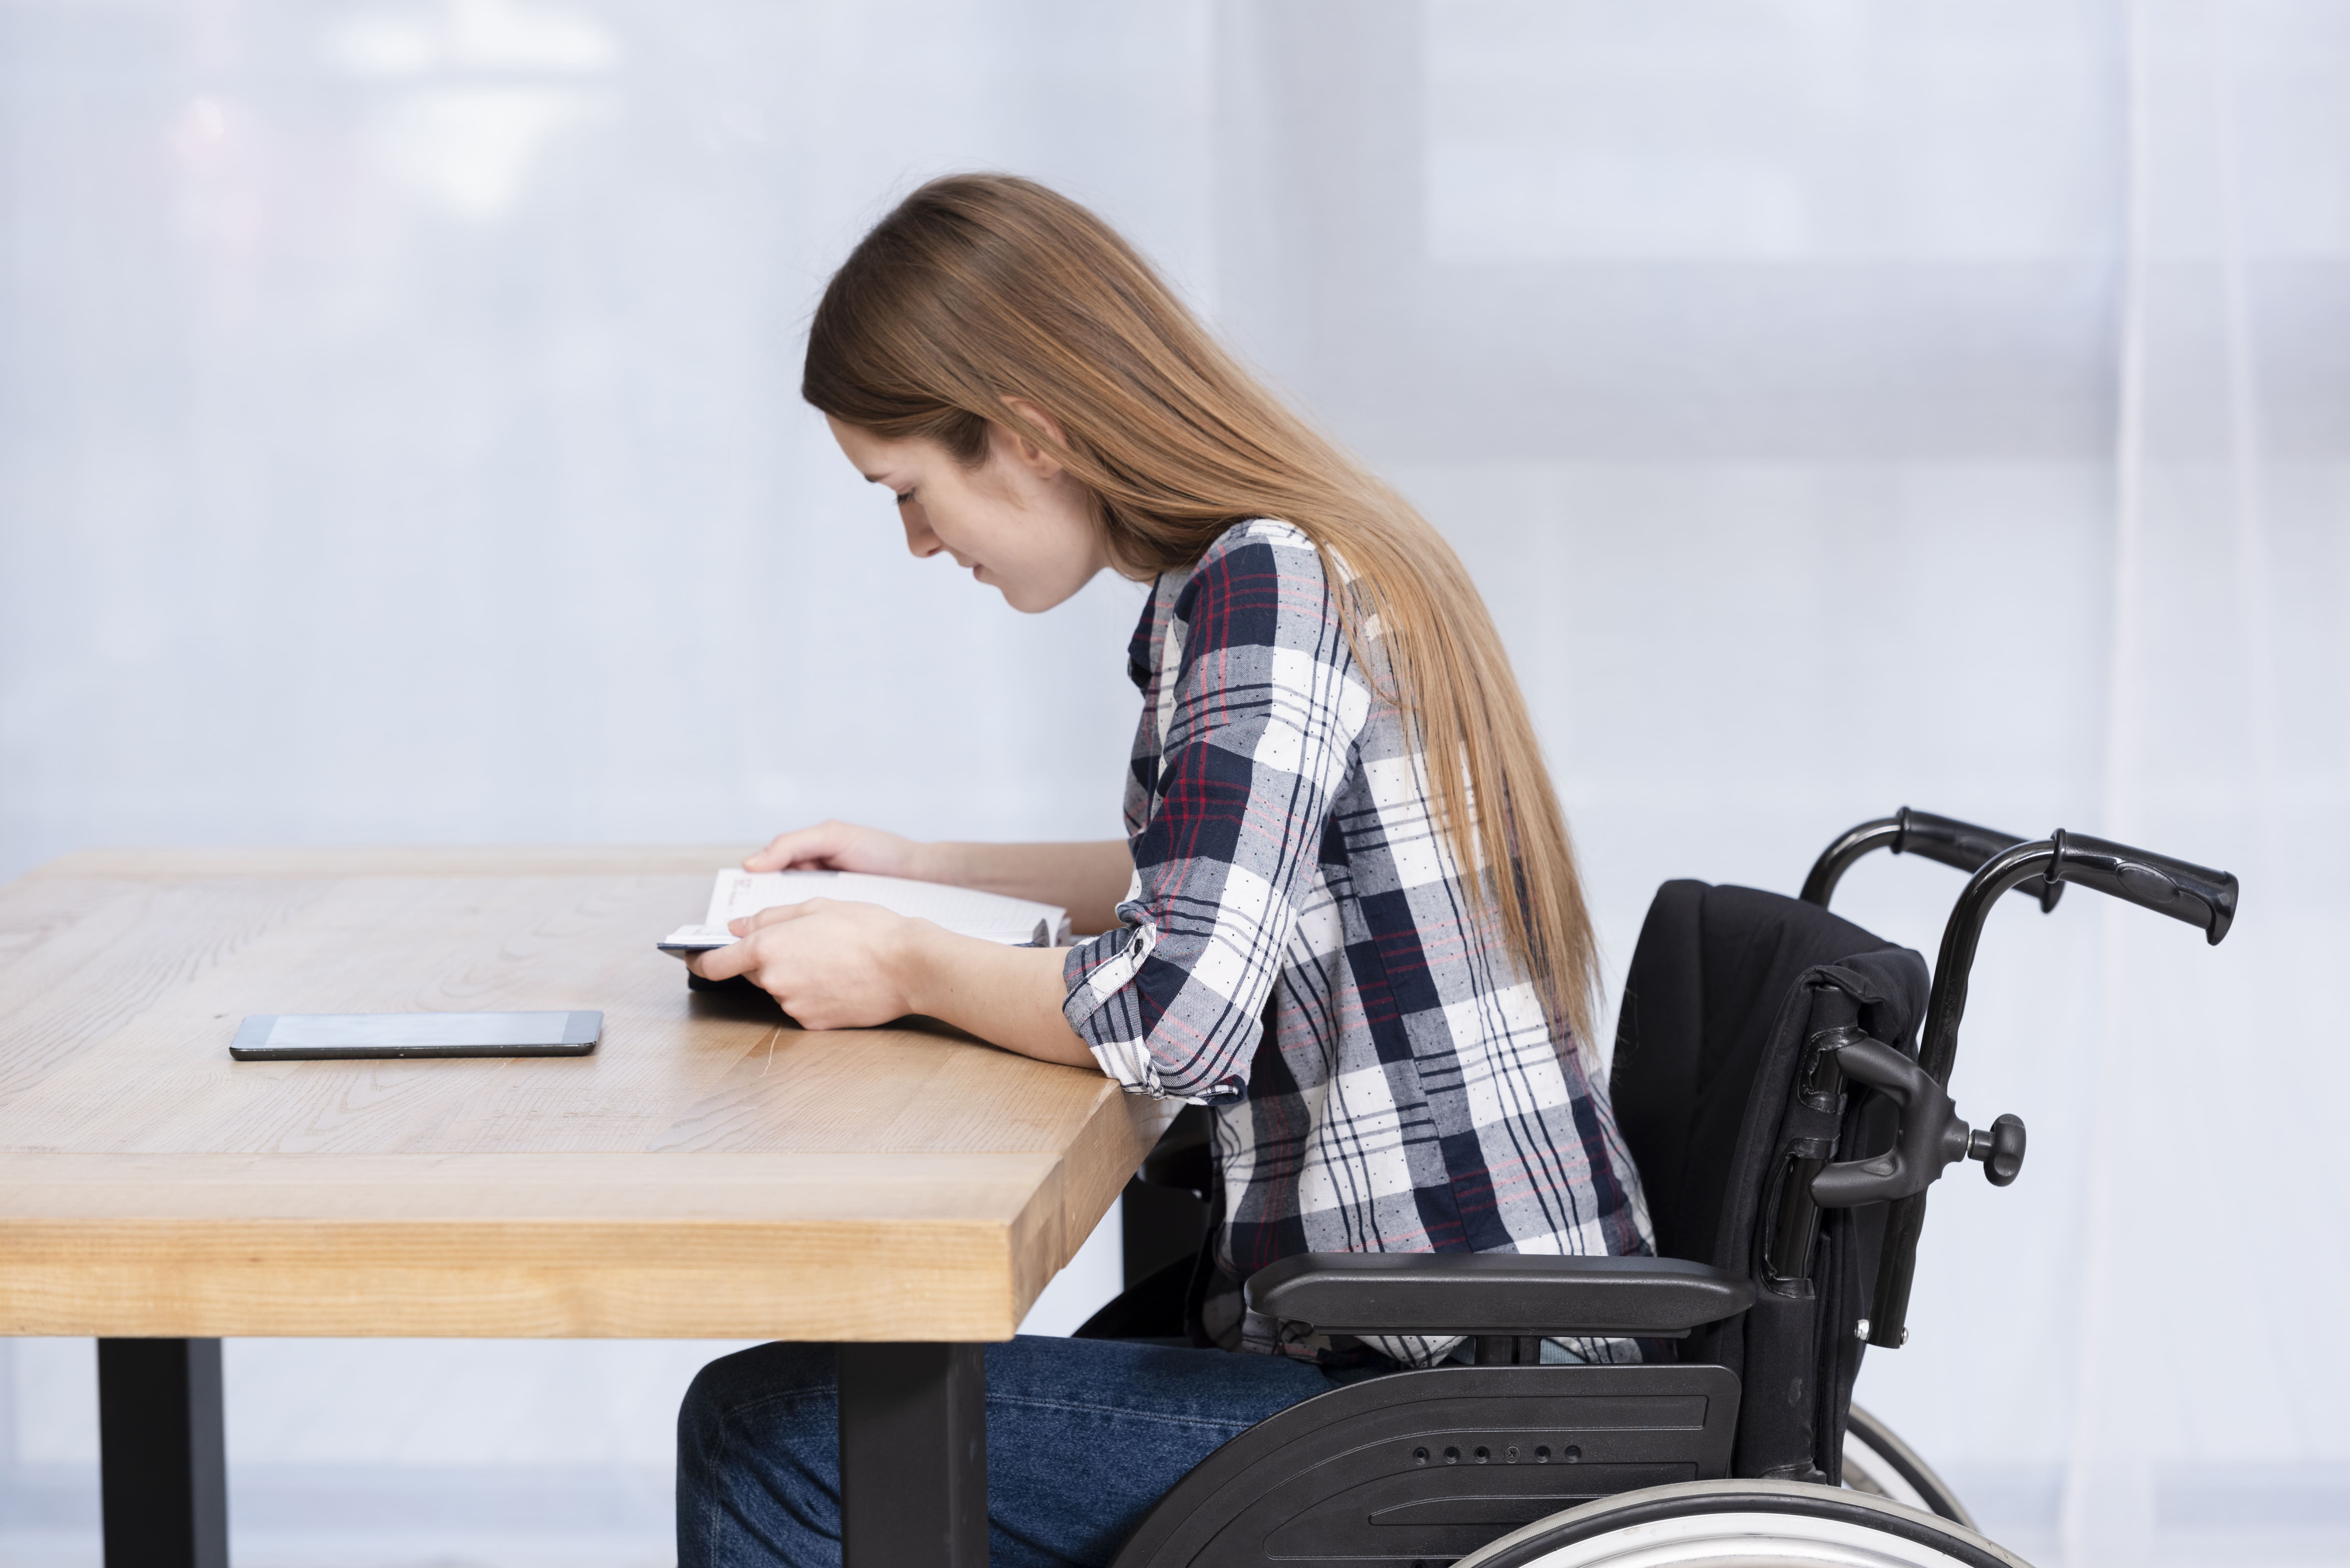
[900,503,943,559]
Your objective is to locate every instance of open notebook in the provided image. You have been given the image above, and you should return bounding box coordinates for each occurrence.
[658,869,1072,955]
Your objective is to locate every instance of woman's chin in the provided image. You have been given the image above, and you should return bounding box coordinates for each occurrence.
[997,564,1106,615]
[998,580,1083,615]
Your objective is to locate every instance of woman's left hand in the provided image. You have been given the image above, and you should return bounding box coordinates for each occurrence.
[686,901,1098,1069]
[685,900,920,1030]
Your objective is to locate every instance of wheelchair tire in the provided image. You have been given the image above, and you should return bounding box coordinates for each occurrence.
[1452,1479,2033,1568]
[1842,1404,1976,1530]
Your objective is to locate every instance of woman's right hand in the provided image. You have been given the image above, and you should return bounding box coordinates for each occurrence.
[744,820,934,880]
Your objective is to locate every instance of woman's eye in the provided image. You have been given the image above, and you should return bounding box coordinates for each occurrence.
[894,490,916,506]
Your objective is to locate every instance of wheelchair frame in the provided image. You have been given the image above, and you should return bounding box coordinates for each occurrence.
[1092,809,2236,1568]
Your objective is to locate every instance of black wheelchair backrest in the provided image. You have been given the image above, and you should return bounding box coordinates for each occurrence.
[1609,880,1930,1480]
[1611,882,1926,1272]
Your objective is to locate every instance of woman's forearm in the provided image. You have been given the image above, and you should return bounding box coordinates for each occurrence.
[918,840,1133,935]
[898,925,1099,1069]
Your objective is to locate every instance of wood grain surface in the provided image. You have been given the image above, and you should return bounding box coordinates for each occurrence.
[0,850,1163,1339]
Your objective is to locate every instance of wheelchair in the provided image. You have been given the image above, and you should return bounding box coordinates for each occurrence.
[1080,809,2238,1567]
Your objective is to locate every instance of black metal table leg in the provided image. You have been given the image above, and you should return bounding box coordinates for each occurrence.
[838,1342,986,1566]
[96,1338,230,1568]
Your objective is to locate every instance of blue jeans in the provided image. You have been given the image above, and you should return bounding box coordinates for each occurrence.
[676,1335,1346,1567]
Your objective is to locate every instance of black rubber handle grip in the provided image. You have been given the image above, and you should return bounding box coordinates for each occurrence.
[1801,808,2060,910]
[1898,810,2060,910]
[2051,830,2238,944]
[1896,811,2025,875]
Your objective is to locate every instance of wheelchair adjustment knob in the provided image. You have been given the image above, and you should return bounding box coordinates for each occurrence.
[1965,1113,2026,1186]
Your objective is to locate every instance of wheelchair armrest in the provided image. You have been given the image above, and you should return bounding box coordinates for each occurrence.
[1244,1253,1756,1338]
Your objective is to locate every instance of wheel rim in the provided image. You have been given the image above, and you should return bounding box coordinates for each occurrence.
[1467,1510,1977,1567]
[1456,1481,2033,1568]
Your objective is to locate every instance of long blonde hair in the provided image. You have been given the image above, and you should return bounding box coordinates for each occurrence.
[804,174,1602,1056]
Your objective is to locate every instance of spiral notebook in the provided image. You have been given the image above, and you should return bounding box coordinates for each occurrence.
[658,869,1072,955]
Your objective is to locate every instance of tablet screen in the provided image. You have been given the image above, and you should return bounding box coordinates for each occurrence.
[264,1012,575,1049]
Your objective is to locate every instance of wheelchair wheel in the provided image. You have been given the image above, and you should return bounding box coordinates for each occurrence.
[1842,1403,1975,1530]
[1453,1479,2032,1568]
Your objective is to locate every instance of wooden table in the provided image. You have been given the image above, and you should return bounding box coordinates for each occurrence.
[0,848,1161,1567]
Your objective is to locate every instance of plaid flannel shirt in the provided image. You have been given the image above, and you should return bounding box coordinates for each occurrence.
[1061,520,1653,1366]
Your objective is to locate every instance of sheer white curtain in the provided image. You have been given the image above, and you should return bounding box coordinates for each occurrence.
[1,1,2342,1563]
[2051,2,2349,1563]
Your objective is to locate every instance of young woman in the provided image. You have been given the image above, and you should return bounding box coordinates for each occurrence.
[676,174,1650,1568]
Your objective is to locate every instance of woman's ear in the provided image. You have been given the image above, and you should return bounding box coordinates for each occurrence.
[995,396,1067,480]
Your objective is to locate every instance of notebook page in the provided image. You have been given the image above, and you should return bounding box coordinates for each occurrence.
[660,869,1070,951]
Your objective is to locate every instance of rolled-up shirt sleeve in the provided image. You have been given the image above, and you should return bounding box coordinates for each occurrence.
[1062,532,1372,1102]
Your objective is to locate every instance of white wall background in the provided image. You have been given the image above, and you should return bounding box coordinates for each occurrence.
[2,1,2344,1564]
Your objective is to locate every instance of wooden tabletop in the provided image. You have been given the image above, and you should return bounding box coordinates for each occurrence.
[0,848,1162,1341]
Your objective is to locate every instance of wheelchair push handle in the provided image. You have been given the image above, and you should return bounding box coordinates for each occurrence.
[2048,829,2237,945]
[1921,828,2238,1089]
[1866,825,2238,1351]
[1897,811,2061,911]
[1801,807,2061,912]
